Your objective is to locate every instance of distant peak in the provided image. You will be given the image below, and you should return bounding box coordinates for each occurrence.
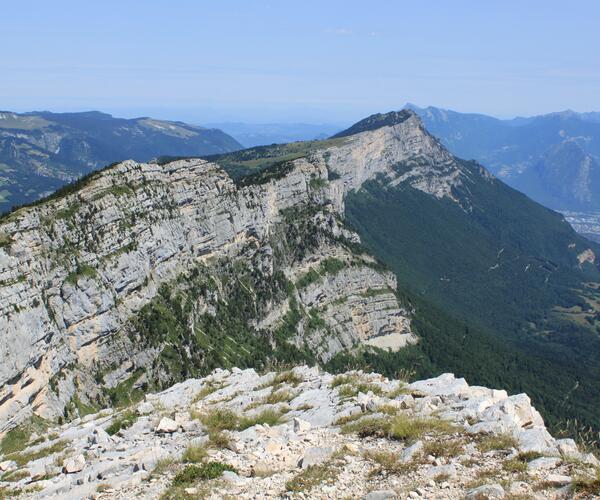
[331,109,416,138]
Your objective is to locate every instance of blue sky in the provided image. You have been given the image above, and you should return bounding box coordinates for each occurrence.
[2,0,599,124]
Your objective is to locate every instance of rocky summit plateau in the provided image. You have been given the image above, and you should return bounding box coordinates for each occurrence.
[0,367,598,499]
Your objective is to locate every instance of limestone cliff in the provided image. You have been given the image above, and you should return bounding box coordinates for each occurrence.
[0,111,489,432]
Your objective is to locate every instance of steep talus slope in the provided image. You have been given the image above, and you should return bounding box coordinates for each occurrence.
[0,110,454,432]
[0,110,242,213]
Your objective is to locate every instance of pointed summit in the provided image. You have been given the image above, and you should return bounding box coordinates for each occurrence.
[331,109,416,138]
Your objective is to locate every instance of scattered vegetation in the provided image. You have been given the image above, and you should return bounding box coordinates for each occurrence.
[272,370,302,387]
[264,389,295,405]
[182,444,208,464]
[172,462,236,486]
[0,416,49,455]
[477,433,519,453]
[341,413,456,443]
[65,263,97,285]
[285,462,340,493]
[573,466,600,496]
[105,409,137,436]
[238,409,285,430]
[363,449,414,476]
[501,451,542,473]
[423,438,464,458]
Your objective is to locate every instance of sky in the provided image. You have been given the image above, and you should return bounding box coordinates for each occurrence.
[2,0,599,124]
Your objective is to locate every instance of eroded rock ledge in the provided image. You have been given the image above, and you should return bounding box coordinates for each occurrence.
[0,367,597,499]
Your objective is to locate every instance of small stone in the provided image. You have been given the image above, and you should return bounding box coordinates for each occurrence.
[251,461,272,477]
[527,457,560,471]
[426,464,457,479]
[222,470,245,484]
[293,417,311,433]
[400,441,423,463]
[89,427,111,445]
[364,490,397,500]
[345,443,359,454]
[137,401,155,415]
[299,447,333,468]
[63,454,86,474]
[408,492,420,499]
[0,460,16,472]
[184,487,198,494]
[265,440,282,454]
[156,416,178,433]
[465,483,505,500]
[545,474,572,486]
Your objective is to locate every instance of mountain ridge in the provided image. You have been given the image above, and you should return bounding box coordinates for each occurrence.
[0,110,243,214]
[0,109,599,447]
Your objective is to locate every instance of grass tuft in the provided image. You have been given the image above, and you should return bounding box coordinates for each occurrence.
[106,409,137,436]
[285,462,339,492]
[573,466,600,496]
[172,462,236,486]
[476,433,518,453]
[363,449,415,477]
[182,444,208,464]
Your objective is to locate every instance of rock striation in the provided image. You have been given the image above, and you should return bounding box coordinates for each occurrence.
[0,110,490,432]
[0,367,596,499]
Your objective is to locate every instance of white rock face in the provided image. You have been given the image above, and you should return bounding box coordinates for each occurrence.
[63,454,86,474]
[0,112,493,431]
[0,366,587,500]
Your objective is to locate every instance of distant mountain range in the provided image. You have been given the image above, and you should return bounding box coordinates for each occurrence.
[407,104,600,213]
[0,111,242,213]
[205,122,341,148]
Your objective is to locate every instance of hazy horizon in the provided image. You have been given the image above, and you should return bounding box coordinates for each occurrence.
[3,0,599,124]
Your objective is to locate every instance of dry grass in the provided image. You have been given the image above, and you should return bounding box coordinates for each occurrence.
[191,382,223,405]
[272,370,302,387]
[182,444,208,464]
[423,438,464,458]
[285,461,340,492]
[341,413,457,443]
[264,389,295,405]
[476,433,518,453]
[572,466,600,496]
[363,449,415,477]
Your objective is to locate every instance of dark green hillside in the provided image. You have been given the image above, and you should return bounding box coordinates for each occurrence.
[343,162,600,430]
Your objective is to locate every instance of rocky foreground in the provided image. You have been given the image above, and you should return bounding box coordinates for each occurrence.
[0,367,599,499]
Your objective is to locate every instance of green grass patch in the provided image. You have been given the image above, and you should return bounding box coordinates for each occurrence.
[172,462,236,486]
[341,413,456,442]
[363,449,416,477]
[0,416,49,455]
[8,440,67,467]
[105,409,137,436]
[238,409,284,430]
[65,264,97,285]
